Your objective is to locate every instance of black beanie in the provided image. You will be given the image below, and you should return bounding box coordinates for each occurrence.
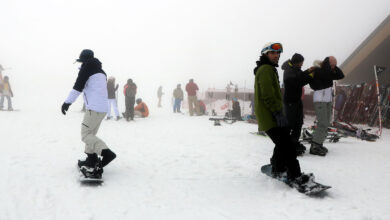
[291,53,304,64]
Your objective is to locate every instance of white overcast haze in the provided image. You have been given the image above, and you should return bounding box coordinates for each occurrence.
[1,0,390,107]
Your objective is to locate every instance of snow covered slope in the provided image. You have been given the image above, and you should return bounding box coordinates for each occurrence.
[1,103,390,219]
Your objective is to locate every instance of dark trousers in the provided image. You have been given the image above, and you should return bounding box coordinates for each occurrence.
[125,97,135,119]
[284,100,304,143]
[266,127,301,179]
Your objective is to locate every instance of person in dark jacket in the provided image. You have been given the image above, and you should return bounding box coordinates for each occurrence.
[61,49,116,177]
[123,78,137,121]
[254,42,311,185]
[231,97,242,120]
[309,56,344,156]
[106,76,121,120]
[282,53,314,156]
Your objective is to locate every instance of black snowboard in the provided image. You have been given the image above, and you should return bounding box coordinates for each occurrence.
[261,164,331,195]
[78,165,103,186]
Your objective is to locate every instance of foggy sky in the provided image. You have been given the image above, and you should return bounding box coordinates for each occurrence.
[1,0,390,104]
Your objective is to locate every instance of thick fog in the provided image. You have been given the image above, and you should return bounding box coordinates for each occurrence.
[1,0,389,110]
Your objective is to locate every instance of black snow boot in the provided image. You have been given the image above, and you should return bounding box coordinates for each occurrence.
[101,149,117,167]
[320,144,328,153]
[116,116,122,121]
[78,153,98,168]
[310,142,327,156]
[295,142,306,156]
[291,173,315,192]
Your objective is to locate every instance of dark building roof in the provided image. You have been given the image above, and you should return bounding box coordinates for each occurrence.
[340,15,390,86]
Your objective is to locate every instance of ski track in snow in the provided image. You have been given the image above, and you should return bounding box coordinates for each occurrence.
[1,104,390,220]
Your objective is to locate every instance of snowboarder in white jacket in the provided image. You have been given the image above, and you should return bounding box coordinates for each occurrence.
[61,49,116,176]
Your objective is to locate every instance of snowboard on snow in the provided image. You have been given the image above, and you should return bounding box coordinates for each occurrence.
[261,164,331,196]
[77,164,103,185]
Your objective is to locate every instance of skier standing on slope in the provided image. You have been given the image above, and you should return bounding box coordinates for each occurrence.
[123,78,137,121]
[61,49,116,177]
[254,42,311,185]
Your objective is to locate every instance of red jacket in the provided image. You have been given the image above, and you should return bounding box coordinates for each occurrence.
[185,82,199,96]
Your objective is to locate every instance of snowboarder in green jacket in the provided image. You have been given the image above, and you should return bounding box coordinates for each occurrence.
[254,42,310,185]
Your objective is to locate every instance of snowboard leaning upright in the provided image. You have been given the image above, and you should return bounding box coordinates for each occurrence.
[261,164,331,196]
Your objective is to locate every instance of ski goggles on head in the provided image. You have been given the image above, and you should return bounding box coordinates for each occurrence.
[261,43,283,54]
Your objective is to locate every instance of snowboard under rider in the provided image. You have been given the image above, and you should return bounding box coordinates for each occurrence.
[61,49,116,176]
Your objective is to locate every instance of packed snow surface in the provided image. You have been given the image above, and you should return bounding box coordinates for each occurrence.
[1,101,390,220]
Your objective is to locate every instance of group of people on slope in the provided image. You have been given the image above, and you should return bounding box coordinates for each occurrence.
[171,79,206,115]
[281,53,344,156]
[0,68,14,111]
[105,75,149,122]
[254,42,344,187]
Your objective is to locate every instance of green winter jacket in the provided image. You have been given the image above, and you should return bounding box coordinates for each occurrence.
[254,64,283,131]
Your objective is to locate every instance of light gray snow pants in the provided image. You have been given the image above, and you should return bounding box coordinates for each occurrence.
[312,102,333,144]
[81,110,108,155]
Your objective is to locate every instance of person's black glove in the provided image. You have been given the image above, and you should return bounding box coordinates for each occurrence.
[272,111,288,127]
[61,103,71,115]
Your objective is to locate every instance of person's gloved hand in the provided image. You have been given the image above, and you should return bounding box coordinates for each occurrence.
[61,103,71,115]
[272,111,288,127]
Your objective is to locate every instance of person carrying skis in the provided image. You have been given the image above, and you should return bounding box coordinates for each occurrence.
[0,76,14,111]
[308,56,344,156]
[61,49,116,177]
[123,78,137,121]
[254,42,311,185]
[106,76,121,120]
[173,84,184,113]
[281,53,314,156]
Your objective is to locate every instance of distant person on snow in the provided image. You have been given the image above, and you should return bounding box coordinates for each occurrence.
[123,78,137,121]
[173,84,184,113]
[0,65,3,84]
[198,100,206,115]
[254,42,311,186]
[106,76,121,120]
[157,86,164,107]
[134,98,149,118]
[0,76,14,111]
[61,49,116,177]
[231,97,241,120]
[308,56,344,156]
[281,53,314,156]
[185,78,200,116]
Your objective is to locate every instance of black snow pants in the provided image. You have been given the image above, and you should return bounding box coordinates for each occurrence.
[284,100,304,143]
[125,96,135,120]
[266,127,301,179]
